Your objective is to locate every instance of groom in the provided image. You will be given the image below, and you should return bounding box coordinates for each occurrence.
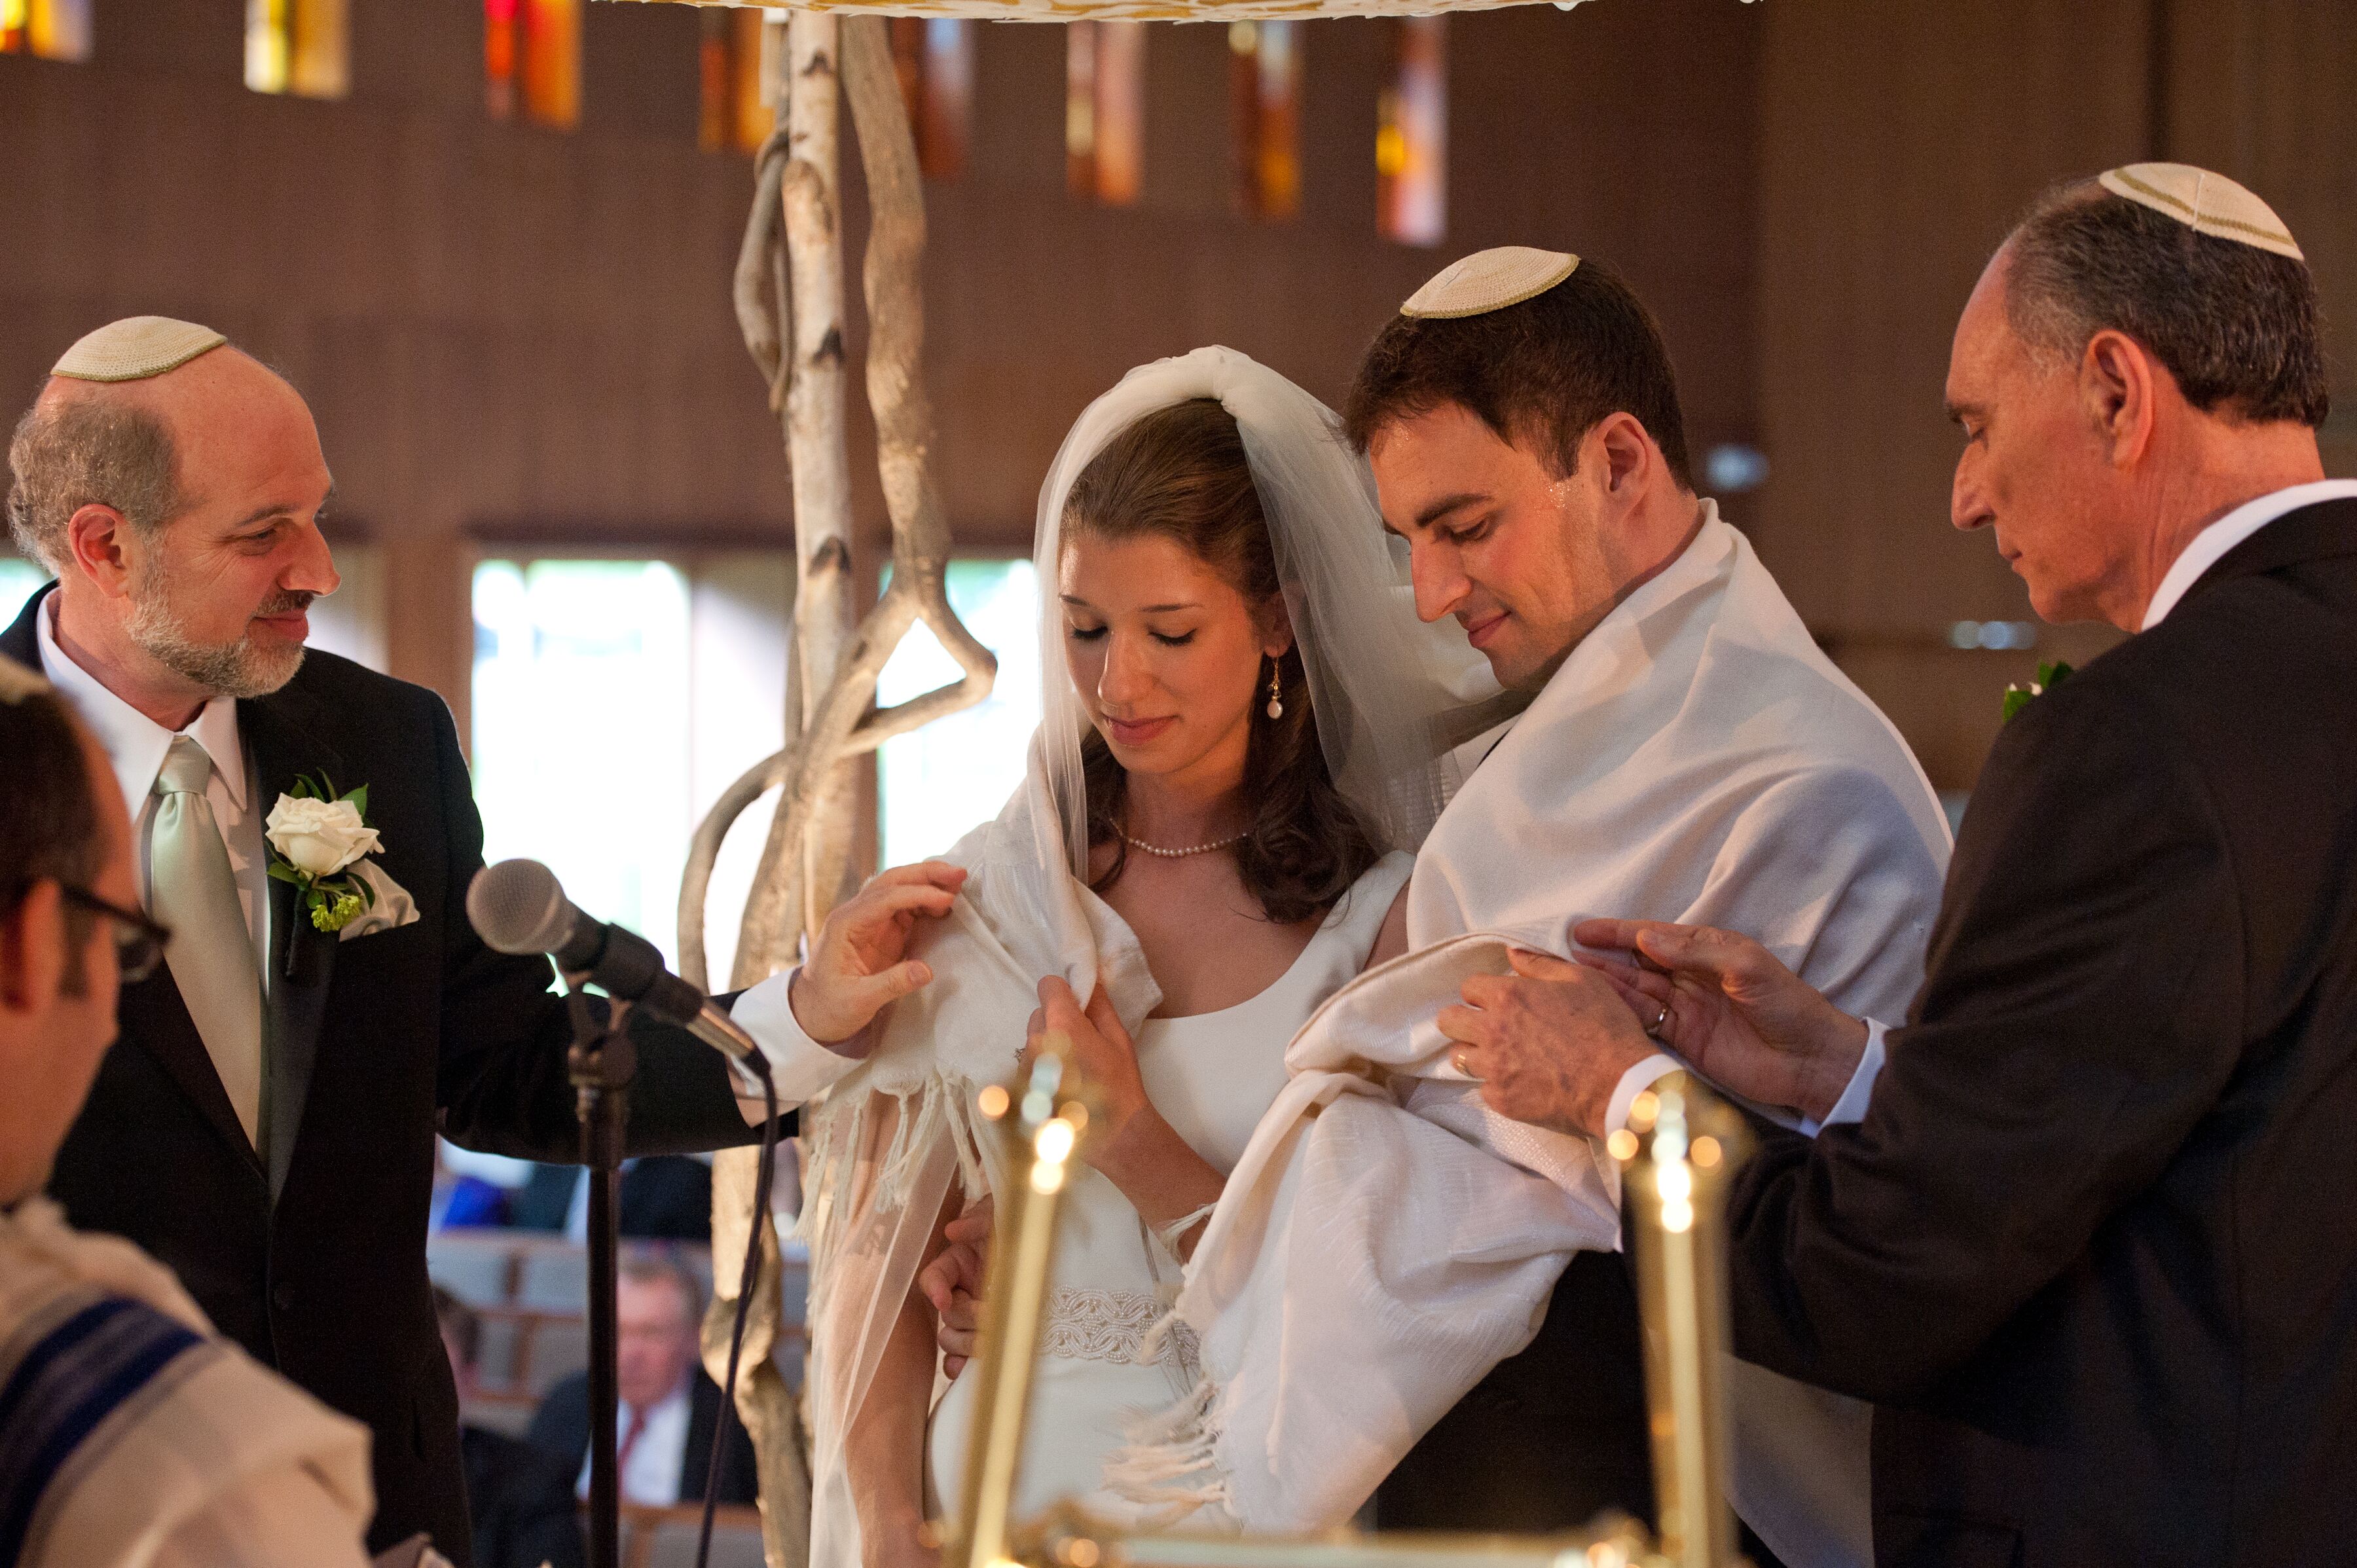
[1336,249,1952,1562]
[3,319,801,1562]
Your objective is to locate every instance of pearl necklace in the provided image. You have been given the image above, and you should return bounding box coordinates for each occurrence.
[1122,828,1248,859]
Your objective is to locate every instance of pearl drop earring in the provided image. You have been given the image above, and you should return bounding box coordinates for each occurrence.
[1266,663,1284,720]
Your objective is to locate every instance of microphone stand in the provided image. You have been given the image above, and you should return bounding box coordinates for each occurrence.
[563,982,636,1568]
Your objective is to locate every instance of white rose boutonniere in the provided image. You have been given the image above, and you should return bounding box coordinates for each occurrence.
[265,773,385,934]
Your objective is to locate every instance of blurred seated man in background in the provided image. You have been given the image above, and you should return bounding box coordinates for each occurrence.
[528,1250,759,1509]
[0,652,374,1568]
[434,1286,585,1568]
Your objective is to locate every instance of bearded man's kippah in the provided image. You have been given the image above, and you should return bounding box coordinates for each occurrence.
[51,316,228,382]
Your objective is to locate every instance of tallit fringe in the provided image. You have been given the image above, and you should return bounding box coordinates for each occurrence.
[797,1071,1001,1321]
[1103,1371,1235,1518]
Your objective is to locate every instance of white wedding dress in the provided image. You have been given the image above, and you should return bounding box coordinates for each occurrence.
[925,850,1414,1527]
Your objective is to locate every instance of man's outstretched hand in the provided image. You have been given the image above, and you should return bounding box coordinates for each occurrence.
[1438,949,1663,1139]
[1569,919,1869,1124]
[920,1194,993,1377]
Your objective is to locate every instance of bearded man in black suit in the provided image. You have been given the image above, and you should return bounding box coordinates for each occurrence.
[0,319,870,1563]
[1440,164,2357,1565]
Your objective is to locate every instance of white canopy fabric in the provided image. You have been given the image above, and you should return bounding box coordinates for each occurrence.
[645,0,1588,24]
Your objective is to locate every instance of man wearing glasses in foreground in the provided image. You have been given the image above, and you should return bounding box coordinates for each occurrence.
[0,652,380,1567]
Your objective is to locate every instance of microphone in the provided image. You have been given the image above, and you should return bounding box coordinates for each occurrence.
[467,858,764,1068]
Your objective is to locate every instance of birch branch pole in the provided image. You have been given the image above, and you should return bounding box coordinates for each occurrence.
[684,14,999,1568]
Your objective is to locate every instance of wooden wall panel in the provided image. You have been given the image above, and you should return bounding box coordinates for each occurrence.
[2163,0,2357,475]
[1751,0,2151,790]
[1,0,1761,720]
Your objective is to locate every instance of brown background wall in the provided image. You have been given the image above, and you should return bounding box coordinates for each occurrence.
[3,0,2346,792]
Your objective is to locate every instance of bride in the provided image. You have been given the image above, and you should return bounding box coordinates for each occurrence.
[777,348,1486,1567]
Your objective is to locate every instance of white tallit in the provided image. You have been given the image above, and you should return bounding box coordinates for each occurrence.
[1115,507,1952,1568]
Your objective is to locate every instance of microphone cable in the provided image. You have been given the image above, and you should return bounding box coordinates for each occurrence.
[694,1045,782,1568]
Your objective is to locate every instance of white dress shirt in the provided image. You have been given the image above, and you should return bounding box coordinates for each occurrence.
[37,598,272,977]
[2141,477,2357,629]
[730,971,867,1104]
[576,1376,694,1506]
[1748,479,2357,1139]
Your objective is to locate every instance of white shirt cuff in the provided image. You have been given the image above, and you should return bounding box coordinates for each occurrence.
[729,967,868,1116]
[1799,1018,1888,1137]
[1603,1052,1687,1135]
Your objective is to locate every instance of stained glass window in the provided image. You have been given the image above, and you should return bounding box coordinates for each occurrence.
[0,0,92,61]
[1376,16,1446,246]
[699,9,775,155]
[890,18,972,181]
[1066,20,1143,208]
[1228,21,1300,221]
[246,0,347,98]
[486,0,579,130]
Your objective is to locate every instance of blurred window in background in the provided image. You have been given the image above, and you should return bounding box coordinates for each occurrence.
[1067,20,1144,207]
[698,7,774,155]
[890,19,973,181]
[245,0,348,99]
[471,555,792,985]
[486,0,580,129]
[0,0,91,61]
[875,558,1042,867]
[1229,21,1300,221]
[1376,17,1446,246]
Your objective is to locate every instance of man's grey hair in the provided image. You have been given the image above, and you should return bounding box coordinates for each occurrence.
[7,392,185,574]
[2003,179,2330,428]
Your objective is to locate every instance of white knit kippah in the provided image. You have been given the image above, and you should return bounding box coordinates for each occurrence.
[2096,163,2304,261]
[51,316,228,382]
[1401,246,1580,319]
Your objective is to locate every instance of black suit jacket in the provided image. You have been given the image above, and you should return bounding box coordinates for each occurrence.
[6,587,789,1564]
[527,1369,761,1507]
[1723,500,2357,1566]
[462,1424,586,1568]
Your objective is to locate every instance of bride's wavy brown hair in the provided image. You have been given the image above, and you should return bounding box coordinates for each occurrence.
[1065,398,1381,926]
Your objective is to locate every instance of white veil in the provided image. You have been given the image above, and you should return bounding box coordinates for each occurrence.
[1029,345,1501,871]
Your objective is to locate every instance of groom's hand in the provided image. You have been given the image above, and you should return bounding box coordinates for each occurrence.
[1438,949,1660,1139]
[1569,919,1867,1123]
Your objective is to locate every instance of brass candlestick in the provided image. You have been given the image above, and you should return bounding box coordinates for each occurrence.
[943,1063,1753,1568]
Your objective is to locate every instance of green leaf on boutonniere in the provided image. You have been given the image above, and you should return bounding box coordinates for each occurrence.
[266,862,307,886]
[2002,659,2075,722]
[344,783,369,821]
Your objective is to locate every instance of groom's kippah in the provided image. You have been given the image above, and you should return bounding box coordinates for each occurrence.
[51,316,228,383]
[2096,164,2303,261]
[1401,246,1580,319]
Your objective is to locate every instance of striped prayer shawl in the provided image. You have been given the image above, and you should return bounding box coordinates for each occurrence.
[0,1288,215,1565]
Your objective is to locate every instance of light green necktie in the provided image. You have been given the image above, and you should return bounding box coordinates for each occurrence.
[151,735,266,1150]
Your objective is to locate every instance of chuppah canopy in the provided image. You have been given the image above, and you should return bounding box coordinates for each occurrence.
[635,0,1602,24]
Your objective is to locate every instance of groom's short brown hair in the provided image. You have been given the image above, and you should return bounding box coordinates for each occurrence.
[1343,257,1695,491]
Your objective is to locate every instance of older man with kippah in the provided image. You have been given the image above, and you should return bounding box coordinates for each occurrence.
[1,319,826,1562]
[1461,164,2357,1564]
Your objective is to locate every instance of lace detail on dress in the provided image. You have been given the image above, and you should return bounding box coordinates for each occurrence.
[1042,1286,1201,1372]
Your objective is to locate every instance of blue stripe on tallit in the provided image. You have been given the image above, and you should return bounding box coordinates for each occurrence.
[0,1294,204,1565]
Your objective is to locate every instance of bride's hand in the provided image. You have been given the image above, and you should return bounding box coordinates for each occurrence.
[1022,977,1152,1149]
[789,862,968,1049]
